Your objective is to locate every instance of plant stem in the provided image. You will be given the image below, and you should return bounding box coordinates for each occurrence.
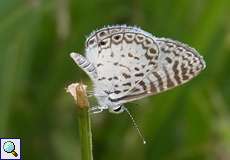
[66,82,93,160]
[78,107,93,160]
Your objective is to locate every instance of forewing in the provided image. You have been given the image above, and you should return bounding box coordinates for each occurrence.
[85,28,160,104]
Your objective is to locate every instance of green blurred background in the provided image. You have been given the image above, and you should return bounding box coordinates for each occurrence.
[0,0,230,159]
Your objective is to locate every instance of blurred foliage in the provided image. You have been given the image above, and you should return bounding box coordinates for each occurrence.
[0,0,230,160]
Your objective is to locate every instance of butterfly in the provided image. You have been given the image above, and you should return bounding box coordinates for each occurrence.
[70,25,206,114]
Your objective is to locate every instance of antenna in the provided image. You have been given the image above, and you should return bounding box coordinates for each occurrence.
[124,107,146,144]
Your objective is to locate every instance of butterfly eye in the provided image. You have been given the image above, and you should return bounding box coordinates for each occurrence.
[113,106,121,112]
[109,106,124,114]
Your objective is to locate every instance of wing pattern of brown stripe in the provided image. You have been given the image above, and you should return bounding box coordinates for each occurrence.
[172,60,182,84]
[152,72,164,91]
[163,66,175,88]
[147,77,157,93]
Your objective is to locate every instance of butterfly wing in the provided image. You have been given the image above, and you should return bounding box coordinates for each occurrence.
[110,38,206,104]
[84,25,205,106]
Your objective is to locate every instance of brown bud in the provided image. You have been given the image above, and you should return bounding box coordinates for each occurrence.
[66,82,89,108]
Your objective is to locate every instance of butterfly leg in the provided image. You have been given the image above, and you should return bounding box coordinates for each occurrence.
[89,106,106,114]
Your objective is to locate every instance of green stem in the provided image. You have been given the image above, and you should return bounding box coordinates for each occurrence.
[78,107,93,160]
